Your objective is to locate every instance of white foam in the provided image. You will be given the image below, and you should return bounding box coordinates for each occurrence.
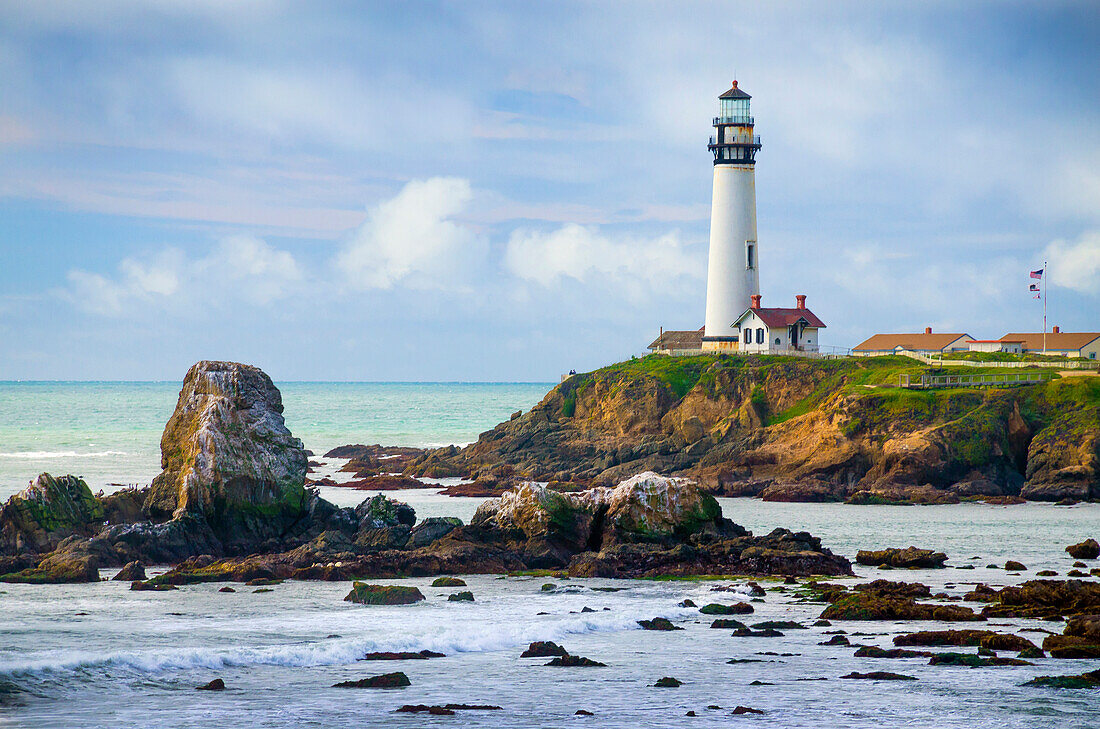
[0,450,128,459]
[0,605,698,682]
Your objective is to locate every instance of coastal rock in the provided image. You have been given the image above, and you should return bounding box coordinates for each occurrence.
[855,547,947,569]
[447,591,474,602]
[520,641,568,658]
[0,546,100,584]
[355,495,416,530]
[699,602,753,615]
[1022,406,1100,501]
[1041,635,1100,659]
[0,474,105,554]
[142,361,309,550]
[1005,560,1027,571]
[840,672,916,681]
[820,594,981,622]
[333,672,410,688]
[1024,669,1100,689]
[1066,539,1100,560]
[99,488,147,526]
[653,677,682,687]
[638,617,682,631]
[980,579,1100,618]
[344,583,425,605]
[545,655,606,667]
[196,679,225,691]
[431,576,467,587]
[409,517,464,549]
[893,630,1036,652]
[113,561,146,581]
[928,652,1032,667]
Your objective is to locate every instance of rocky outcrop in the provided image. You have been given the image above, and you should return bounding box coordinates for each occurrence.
[0,474,105,554]
[1066,539,1100,560]
[399,356,1100,501]
[146,475,851,583]
[143,361,309,549]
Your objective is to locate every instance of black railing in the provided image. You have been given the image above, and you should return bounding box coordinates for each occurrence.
[713,116,754,126]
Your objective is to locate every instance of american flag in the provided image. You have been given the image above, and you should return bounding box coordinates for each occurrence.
[1030,269,1044,279]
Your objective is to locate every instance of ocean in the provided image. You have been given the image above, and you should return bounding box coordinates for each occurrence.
[1,382,1098,727]
[0,381,553,499]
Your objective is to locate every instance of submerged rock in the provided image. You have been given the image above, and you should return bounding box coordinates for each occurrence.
[638,617,682,631]
[343,582,425,605]
[840,671,917,681]
[929,652,1032,667]
[1023,669,1100,689]
[333,672,410,688]
[447,591,474,602]
[362,650,444,660]
[545,655,606,667]
[653,676,682,687]
[196,679,225,691]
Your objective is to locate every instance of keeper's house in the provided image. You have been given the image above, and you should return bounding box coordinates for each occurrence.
[1000,328,1100,359]
[732,294,825,354]
[852,327,972,357]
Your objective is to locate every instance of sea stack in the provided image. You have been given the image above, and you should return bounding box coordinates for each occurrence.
[143,360,310,547]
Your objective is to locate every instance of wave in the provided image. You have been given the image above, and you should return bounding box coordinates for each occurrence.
[0,451,128,459]
[0,605,699,683]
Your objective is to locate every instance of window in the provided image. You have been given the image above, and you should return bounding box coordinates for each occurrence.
[756,328,764,344]
[775,337,781,345]
[746,242,755,269]
[1091,352,1096,359]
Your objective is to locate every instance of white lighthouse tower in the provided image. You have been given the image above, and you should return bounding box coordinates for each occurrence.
[702,81,761,351]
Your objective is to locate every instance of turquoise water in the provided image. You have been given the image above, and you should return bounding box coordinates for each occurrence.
[0,382,552,498]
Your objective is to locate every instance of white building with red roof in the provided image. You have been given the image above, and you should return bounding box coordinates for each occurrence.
[731,294,826,354]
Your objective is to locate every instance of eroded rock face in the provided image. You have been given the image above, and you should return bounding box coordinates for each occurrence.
[0,474,105,554]
[473,472,728,550]
[143,361,309,543]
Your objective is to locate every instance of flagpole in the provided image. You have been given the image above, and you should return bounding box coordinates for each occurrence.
[1043,260,1048,355]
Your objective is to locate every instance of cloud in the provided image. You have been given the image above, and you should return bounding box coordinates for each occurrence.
[1045,231,1100,295]
[504,223,703,296]
[335,177,488,291]
[66,235,301,316]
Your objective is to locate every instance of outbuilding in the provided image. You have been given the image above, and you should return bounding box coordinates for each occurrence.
[732,294,825,354]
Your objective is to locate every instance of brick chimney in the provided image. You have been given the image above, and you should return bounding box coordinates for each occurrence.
[751,294,762,308]
[925,326,932,334]
[795,294,806,310]
[1053,325,1061,334]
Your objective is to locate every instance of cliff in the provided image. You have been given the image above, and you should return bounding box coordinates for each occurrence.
[406,354,1100,503]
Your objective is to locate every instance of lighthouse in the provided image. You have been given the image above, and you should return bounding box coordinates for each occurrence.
[702,81,761,351]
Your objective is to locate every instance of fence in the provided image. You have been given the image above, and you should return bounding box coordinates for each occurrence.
[899,371,1053,389]
[895,349,1099,370]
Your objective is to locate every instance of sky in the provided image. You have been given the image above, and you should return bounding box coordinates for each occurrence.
[0,1,1098,382]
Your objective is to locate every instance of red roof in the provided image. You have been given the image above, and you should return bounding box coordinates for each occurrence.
[740,307,826,329]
